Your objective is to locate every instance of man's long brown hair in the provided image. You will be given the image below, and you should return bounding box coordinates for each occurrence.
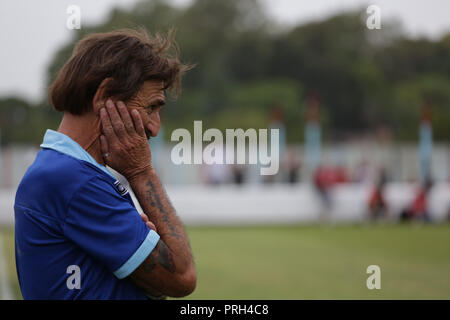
[49,28,189,115]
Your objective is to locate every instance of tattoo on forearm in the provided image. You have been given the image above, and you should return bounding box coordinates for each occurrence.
[143,240,175,274]
[142,256,156,273]
[157,240,175,273]
[145,180,181,240]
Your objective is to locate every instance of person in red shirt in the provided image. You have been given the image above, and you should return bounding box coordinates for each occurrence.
[400,178,433,222]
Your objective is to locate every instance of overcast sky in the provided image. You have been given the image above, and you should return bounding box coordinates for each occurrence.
[1,0,449,102]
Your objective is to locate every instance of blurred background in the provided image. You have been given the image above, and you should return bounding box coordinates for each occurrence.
[0,0,449,299]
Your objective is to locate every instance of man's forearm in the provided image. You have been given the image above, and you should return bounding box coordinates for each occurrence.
[129,168,193,270]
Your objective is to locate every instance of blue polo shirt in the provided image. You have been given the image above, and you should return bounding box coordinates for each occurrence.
[14,129,160,300]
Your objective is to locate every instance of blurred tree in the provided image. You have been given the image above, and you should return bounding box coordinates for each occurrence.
[0,97,31,145]
[0,98,61,145]
[391,74,450,141]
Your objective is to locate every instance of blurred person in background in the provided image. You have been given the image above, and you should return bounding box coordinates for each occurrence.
[203,163,231,185]
[367,167,389,220]
[314,164,349,219]
[285,148,301,184]
[400,177,434,222]
[313,164,334,217]
[232,164,246,185]
[14,29,196,299]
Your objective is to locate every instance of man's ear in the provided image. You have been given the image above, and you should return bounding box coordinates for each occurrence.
[92,78,113,114]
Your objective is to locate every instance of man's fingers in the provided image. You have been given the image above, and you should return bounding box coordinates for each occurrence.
[106,100,127,138]
[140,213,149,222]
[131,109,146,138]
[146,221,157,231]
[100,107,116,139]
[140,213,157,231]
[117,101,135,133]
[100,135,109,155]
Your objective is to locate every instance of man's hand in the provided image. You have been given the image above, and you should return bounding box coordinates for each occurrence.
[99,99,152,183]
[99,99,196,297]
[140,213,157,232]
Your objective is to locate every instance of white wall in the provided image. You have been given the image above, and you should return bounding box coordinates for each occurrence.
[2,183,449,227]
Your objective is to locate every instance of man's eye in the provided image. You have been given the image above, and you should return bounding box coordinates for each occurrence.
[149,105,162,112]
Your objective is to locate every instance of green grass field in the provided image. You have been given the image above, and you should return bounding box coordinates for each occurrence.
[1,223,450,300]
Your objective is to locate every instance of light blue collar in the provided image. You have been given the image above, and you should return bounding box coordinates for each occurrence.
[40,129,116,179]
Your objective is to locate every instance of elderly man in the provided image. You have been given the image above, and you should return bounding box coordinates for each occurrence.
[14,29,196,299]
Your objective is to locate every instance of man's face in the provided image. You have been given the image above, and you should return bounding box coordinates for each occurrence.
[126,80,165,139]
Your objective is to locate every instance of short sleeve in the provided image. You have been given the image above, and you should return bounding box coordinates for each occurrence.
[63,176,160,279]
